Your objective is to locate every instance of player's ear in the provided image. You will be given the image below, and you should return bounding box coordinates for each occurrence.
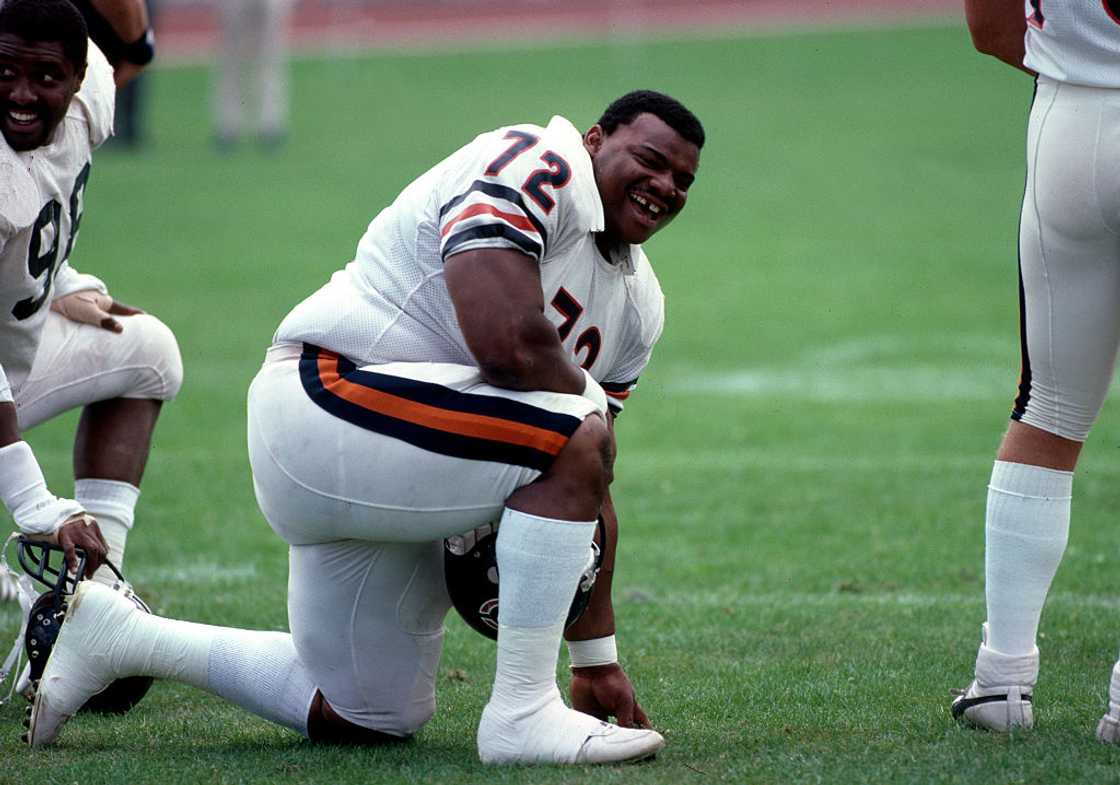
[583,125,605,158]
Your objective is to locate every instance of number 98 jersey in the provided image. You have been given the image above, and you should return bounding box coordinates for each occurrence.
[1024,0,1120,87]
[275,115,664,414]
[0,42,114,397]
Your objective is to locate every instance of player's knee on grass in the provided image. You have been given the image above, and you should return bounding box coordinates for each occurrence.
[306,690,413,745]
[116,314,184,400]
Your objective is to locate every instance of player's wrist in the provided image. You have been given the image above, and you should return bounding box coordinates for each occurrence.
[567,634,618,668]
[0,441,84,536]
[580,369,609,415]
[120,28,155,66]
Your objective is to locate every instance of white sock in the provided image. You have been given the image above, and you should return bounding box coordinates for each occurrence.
[488,508,596,712]
[108,612,317,735]
[1106,659,1120,715]
[75,478,138,584]
[984,460,1072,655]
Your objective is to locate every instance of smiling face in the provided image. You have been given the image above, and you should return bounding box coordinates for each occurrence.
[0,34,84,152]
[584,112,700,249]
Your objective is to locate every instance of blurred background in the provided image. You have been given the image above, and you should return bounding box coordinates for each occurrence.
[150,0,961,60]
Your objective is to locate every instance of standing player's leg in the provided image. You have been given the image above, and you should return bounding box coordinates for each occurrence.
[954,80,1120,732]
[254,0,290,147]
[213,0,247,148]
[16,311,182,585]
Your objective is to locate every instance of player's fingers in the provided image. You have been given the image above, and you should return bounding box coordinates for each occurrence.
[631,701,653,730]
[100,316,124,333]
[61,539,78,576]
[108,300,144,316]
[613,694,637,728]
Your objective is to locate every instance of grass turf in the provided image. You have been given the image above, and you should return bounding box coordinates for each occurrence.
[6,20,1120,784]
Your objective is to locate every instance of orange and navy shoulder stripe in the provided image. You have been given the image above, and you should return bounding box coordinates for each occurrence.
[299,345,581,471]
[438,180,548,262]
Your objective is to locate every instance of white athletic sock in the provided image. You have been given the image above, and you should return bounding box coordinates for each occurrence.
[487,509,594,705]
[106,611,317,735]
[479,508,599,762]
[74,479,138,584]
[984,460,1072,656]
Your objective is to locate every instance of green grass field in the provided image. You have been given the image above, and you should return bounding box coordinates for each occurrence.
[5,20,1120,784]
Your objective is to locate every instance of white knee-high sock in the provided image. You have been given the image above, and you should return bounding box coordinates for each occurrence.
[985,460,1072,655]
[106,612,317,735]
[488,508,597,713]
[75,479,138,584]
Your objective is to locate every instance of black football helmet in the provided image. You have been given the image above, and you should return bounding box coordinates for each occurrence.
[443,519,604,641]
[17,537,154,714]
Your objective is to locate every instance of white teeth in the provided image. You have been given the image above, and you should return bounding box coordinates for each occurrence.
[9,110,35,123]
[629,192,662,218]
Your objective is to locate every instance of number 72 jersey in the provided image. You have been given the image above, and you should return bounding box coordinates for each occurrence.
[275,115,665,413]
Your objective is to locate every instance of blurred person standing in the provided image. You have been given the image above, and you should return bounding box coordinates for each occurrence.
[213,0,293,151]
[951,0,1120,740]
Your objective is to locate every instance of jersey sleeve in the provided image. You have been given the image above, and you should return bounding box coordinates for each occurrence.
[72,41,116,148]
[0,363,11,404]
[52,262,109,300]
[437,118,600,265]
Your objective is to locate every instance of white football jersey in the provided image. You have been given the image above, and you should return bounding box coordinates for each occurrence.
[1024,0,1120,87]
[275,115,665,411]
[0,43,114,402]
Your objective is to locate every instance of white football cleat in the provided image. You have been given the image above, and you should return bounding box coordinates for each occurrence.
[951,682,1033,731]
[25,582,137,746]
[477,690,664,765]
[951,623,1038,732]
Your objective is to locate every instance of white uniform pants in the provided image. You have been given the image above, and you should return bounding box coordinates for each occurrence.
[1013,77,1120,442]
[246,343,596,732]
[16,310,182,430]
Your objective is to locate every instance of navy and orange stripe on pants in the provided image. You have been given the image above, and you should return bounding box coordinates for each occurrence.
[299,345,582,471]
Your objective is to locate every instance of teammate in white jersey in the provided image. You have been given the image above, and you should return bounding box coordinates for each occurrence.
[0,0,182,596]
[26,90,704,765]
[953,0,1120,741]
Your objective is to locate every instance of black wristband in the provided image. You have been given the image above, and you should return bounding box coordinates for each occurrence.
[120,28,155,66]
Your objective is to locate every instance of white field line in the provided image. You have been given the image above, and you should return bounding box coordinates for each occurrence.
[669,334,1021,402]
[129,562,260,583]
[627,591,1120,612]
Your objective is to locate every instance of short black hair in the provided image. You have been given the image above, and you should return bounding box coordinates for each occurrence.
[0,0,88,69]
[598,90,705,149]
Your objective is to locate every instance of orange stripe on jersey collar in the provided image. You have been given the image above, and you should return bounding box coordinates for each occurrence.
[441,203,539,239]
[316,355,567,456]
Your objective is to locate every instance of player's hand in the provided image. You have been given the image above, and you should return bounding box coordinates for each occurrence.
[569,663,652,729]
[52,513,108,578]
[51,292,144,333]
[113,60,145,87]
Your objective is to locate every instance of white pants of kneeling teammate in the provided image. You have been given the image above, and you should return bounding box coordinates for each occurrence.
[31,348,663,763]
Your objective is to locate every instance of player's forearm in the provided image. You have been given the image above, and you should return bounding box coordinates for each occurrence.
[474,313,586,394]
[565,496,620,642]
[965,0,1031,72]
[86,0,149,43]
[0,400,21,448]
